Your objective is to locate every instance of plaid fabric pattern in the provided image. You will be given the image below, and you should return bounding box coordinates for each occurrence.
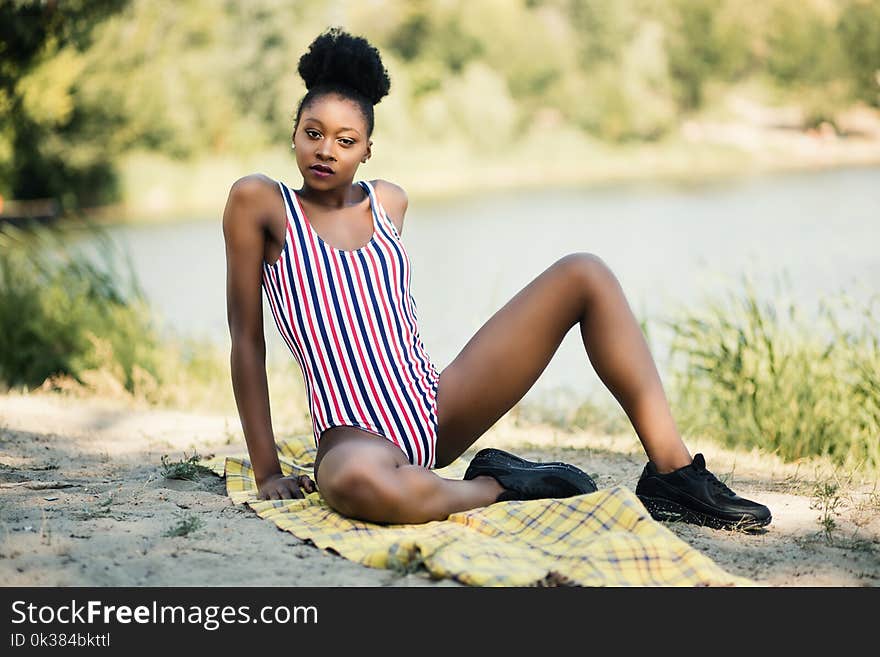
[202,435,754,587]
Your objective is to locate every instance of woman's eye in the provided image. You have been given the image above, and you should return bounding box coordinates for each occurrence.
[306,130,321,139]
[339,139,354,146]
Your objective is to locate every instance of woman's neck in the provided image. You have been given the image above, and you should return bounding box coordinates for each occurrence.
[297,181,363,209]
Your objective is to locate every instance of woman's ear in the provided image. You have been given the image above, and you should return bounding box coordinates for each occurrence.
[362,141,373,164]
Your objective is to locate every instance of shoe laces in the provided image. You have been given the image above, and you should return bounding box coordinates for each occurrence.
[700,470,735,496]
[692,456,734,496]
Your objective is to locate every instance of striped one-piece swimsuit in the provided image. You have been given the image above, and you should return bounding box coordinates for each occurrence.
[261,179,441,469]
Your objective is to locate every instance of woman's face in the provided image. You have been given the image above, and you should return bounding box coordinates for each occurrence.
[292,93,372,189]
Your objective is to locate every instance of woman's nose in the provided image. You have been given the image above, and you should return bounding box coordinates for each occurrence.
[316,138,335,160]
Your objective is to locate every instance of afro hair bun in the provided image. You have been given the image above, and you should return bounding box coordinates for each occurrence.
[298,27,391,105]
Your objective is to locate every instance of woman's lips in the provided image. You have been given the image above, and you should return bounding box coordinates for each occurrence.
[309,165,334,177]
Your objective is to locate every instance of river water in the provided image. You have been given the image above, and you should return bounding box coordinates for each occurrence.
[71,166,880,407]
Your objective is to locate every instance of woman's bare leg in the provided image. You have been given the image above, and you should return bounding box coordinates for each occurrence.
[314,427,503,524]
[313,252,691,524]
[434,252,692,473]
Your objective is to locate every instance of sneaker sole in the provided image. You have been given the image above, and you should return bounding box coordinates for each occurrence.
[637,495,771,531]
[466,448,597,495]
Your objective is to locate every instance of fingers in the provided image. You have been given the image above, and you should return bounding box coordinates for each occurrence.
[259,475,314,501]
[298,475,317,493]
[278,481,306,500]
[281,481,305,500]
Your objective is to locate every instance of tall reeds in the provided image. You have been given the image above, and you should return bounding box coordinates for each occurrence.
[0,218,162,396]
[664,276,880,471]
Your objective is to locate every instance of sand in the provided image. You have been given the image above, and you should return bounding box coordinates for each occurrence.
[1,391,878,587]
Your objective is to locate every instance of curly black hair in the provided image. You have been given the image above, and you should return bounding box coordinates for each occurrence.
[293,27,391,138]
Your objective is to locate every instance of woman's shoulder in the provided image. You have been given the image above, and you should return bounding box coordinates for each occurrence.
[226,173,284,219]
[370,179,409,230]
[229,173,280,200]
[370,178,407,201]
[224,173,285,238]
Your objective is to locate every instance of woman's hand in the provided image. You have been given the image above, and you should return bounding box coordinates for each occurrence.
[257,473,317,500]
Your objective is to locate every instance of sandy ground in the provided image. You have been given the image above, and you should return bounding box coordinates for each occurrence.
[1,391,878,587]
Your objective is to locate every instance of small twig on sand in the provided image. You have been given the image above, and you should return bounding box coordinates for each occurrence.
[0,480,76,490]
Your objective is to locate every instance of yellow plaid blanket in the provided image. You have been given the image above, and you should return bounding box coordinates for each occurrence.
[203,435,754,587]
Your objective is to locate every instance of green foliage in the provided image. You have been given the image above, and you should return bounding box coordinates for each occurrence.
[837,0,880,107]
[664,0,723,109]
[73,491,116,521]
[160,453,214,481]
[163,513,205,538]
[665,277,880,470]
[811,478,845,543]
[766,4,839,87]
[0,219,162,392]
[0,0,130,207]
[385,1,483,74]
[2,0,879,210]
[575,19,678,141]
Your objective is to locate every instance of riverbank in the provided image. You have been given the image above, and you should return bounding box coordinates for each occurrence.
[80,98,880,226]
[1,390,877,586]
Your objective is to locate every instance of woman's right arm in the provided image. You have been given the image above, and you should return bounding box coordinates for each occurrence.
[222,175,315,500]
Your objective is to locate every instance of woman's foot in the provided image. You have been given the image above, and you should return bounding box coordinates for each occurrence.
[635,453,772,530]
[464,448,598,502]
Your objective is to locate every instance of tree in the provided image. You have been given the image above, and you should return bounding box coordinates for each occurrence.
[0,0,129,209]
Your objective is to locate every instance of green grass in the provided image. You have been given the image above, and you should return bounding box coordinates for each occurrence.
[159,453,215,481]
[163,513,205,538]
[811,478,846,543]
[0,218,162,394]
[664,275,880,472]
[73,492,116,521]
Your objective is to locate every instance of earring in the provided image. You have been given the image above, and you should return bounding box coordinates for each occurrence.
[291,144,295,150]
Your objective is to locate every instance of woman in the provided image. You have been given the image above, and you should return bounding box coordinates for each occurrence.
[223,28,771,529]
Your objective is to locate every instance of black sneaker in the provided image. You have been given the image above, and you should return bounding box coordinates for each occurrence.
[464,448,598,502]
[636,453,771,530]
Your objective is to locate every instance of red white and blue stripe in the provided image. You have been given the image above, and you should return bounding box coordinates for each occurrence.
[262,179,440,468]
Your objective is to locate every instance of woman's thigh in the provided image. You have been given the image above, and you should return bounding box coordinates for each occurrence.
[434,254,597,467]
[314,426,409,482]
[313,427,411,519]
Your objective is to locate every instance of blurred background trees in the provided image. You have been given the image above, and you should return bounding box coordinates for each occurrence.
[2,0,879,212]
[1,0,129,210]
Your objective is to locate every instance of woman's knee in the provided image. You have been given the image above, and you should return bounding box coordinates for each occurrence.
[557,252,618,303]
[318,459,402,520]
